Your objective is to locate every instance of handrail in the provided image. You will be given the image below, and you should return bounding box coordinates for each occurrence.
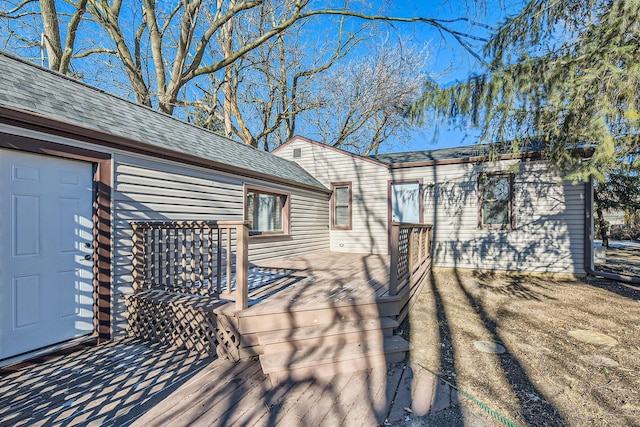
[131,220,250,310]
[389,222,433,296]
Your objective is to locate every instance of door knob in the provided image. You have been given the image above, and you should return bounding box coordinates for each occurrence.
[84,254,92,261]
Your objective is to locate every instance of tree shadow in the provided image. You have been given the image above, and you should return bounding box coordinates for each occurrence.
[409,159,576,425]
[0,338,213,426]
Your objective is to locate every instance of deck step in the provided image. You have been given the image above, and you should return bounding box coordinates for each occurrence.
[258,317,398,346]
[256,318,397,354]
[235,302,396,334]
[260,335,410,386]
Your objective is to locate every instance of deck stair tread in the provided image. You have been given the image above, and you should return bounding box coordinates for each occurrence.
[260,336,410,383]
[257,317,398,346]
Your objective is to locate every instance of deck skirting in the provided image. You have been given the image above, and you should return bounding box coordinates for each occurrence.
[126,290,242,360]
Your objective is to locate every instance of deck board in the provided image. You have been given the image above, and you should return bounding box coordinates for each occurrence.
[0,339,213,427]
[1,341,462,427]
[295,370,357,426]
[275,376,332,425]
[230,251,393,316]
[387,364,416,422]
[160,362,264,426]
[343,367,390,426]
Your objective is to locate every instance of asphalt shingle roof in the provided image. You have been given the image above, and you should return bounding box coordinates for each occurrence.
[0,52,326,191]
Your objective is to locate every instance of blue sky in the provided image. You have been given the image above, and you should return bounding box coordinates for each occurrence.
[377,0,521,153]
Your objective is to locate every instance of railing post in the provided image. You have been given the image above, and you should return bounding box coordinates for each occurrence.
[389,222,400,296]
[420,227,426,265]
[216,228,222,294]
[225,227,232,294]
[235,222,249,310]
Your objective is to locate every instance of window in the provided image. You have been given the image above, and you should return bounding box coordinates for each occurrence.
[245,186,289,235]
[293,148,302,158]
[390,181,421,223]
[479,173,514,229]
[331,182,352,230]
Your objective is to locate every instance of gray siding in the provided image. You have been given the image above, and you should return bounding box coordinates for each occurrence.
[392,160,586,274]
[112,154,329,336]
[275,138,390,254]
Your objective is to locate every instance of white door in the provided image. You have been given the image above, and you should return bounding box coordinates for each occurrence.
[391,182,421,223]
[0,149,94,360]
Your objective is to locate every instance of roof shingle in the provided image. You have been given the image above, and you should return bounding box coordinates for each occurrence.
[0,52,326,191]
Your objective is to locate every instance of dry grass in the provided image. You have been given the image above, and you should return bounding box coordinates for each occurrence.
[404,261,640,426]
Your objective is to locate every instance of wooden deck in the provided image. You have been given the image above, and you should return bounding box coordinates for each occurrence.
[0,338,462,426]
[128,247,432,384]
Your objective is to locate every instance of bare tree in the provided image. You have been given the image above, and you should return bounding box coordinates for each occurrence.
[1,1,481,104]
[307,41,429,155]
[195,1,368,149]
[1,0,92,74]
[1,0,485,153]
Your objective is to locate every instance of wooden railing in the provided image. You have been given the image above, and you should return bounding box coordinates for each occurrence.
[389,222,433,296]
[131,220,250,310]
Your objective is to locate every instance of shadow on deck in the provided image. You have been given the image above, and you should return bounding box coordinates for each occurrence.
[0,338,212,426]
[0,337,462,426]
[128,247,431,384]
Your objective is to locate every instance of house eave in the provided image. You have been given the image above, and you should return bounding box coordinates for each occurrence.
[0,105,330,194]
[385,151,544,169]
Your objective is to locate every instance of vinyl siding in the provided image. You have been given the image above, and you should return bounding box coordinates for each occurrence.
[111,153,329,336]
[275,138,390,254]
[390,159,586,274]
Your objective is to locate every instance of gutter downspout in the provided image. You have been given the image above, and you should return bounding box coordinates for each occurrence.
[584,176,640,285]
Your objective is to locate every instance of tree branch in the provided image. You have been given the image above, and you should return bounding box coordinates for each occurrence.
[0,0,37,17]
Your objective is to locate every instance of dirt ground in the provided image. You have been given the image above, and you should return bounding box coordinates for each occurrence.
[401,247,640,426]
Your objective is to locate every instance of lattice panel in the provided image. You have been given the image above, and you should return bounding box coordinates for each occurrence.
[126,294,239,360]
[396,227,410,279]
[215,315,240,361]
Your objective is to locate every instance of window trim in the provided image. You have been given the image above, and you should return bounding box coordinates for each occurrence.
[331,182,352,230]
[478,172,515,230]
[244,184,290,237]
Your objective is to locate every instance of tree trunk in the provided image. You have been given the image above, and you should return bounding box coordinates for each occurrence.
[596,207,609,247]
[39,0,63,71]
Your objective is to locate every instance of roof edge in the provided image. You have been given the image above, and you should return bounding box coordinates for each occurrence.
[0,51,253,151]
[0,105,330,194]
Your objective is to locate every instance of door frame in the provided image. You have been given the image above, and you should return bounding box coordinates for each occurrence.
[0,134,112,343]
[387,178,424,254]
